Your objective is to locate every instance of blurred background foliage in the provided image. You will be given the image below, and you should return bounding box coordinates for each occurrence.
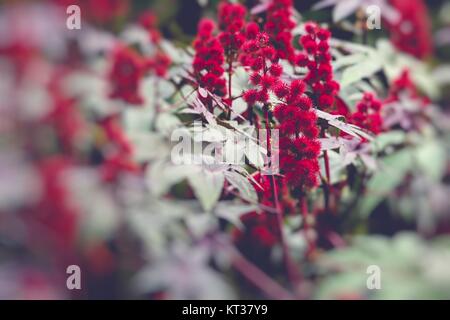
[0,0,449,300]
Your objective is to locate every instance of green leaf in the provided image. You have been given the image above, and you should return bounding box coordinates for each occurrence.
[146,160,190,197]
[333,53,366,70]
[371,131,406,151]
[188,169,225,212]
[316,233,450,299]
[224,170,258,203]
[245,139,266,168]
[340,56,382,88]
[155,112,181,136]
[215,202,258,229]
[128,132,170,163]
[333,0,361,22]
[316,109,373,141]
[358,149,414,216]
[319,150,346,184]
[415,141,447,181]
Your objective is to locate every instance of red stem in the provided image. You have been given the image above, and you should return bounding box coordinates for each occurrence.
[230,246,294,300]
[227,56,233,120]
[264,105,302,290]
[320,126,332,213]
[301,196,315,257]
[324,150,331,186]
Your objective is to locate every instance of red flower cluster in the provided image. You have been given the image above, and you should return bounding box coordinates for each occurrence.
[350,93,383,134]
[34,157,79,250]
[44,70,85,153]
[297,23,340,111]
[387,0,432,59]
[236,211,279,247]
[109,46,145,105]
[274,79,321,191]
[192,19,227,97]
[264,0,296,62]
[240,22,322,193]
[109,42,170,104]
[382,70,431,131]
[386,69,429,105]
[99,115,139,182]
[145,52,171,78]
[217,2,247,56]
[139,11,162,44]
[241,30,279,105]
[139,11,171,78]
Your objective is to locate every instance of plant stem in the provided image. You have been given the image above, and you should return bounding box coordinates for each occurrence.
[229,246,294,300]
[320,127,332,212]
[227,56,233,120]
[323,150,331,210]
[327,231,346,248]
[151,78,161,131]
[301,195,315,256]
[323,150,331,185]
[264,105,302,291]
[203,234,294,300]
